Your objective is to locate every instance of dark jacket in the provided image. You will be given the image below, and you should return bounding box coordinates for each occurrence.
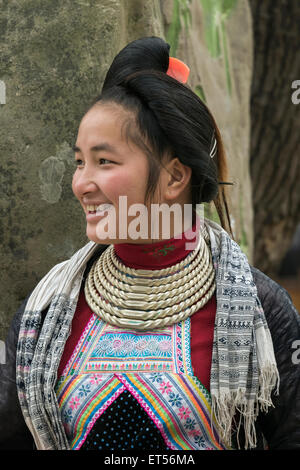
[0,265,299,450]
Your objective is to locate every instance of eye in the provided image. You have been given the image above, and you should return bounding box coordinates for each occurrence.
[99,158,113,165]
[74,159,84,166]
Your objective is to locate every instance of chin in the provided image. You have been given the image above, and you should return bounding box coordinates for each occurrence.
[86,227,116,245]
[86,227,104,245]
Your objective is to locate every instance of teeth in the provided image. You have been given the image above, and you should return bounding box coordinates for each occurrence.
[86,205,98,212]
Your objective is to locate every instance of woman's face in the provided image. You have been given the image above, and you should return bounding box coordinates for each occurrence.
[72,103,164,244]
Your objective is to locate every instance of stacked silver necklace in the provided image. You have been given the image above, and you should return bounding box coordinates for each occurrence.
[85,230,216,330]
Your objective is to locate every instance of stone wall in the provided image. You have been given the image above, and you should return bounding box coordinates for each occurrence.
[0,0,164,340]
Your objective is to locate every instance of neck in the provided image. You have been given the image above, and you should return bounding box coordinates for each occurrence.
[114,216,200,270]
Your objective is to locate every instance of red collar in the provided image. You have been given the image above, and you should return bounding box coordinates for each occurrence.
[114,220,198,270]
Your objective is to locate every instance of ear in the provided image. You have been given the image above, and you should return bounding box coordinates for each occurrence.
[162,157,192,201]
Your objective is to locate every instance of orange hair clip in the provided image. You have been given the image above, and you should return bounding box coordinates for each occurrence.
[166,57,190,83]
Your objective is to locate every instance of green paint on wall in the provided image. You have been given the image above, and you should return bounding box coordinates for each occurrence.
[195,84,207,103]
[199,0,238,95]
[166,0,192,56]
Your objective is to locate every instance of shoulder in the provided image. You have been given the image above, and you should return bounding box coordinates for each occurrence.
[250,268,300,449]
[251,266,300,376]
[251,266,299,327]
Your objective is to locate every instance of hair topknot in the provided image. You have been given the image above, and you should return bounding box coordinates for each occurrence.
[102,36,170,92]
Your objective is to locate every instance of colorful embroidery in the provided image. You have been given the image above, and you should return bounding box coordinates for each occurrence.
[56,373,126,447]
[55,316,229,450]
[61,317,189,375]
[115,372,224,450]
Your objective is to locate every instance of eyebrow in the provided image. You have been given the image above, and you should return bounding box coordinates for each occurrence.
[72,143,118,154]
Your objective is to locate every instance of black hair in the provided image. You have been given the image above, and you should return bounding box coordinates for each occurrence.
[88,36,232,233]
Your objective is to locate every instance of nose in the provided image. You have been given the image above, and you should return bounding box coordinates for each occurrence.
[72,163,99,197]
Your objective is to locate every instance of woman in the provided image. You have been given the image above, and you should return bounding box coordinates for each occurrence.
[0,37,299,451]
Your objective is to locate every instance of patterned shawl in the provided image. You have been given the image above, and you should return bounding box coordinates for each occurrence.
[16,219,279,450]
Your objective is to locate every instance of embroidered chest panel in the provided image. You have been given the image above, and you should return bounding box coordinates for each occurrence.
[60,314,193,376]
[55,315,228,451]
